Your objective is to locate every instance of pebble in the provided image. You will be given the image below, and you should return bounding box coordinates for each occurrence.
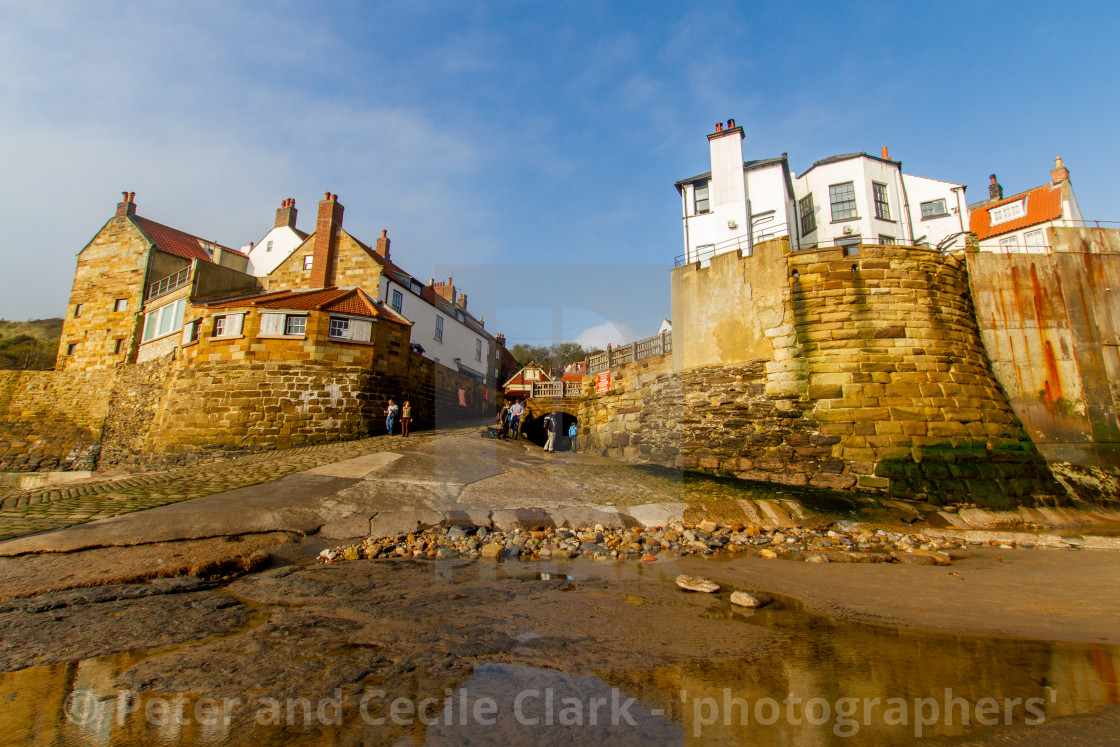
[675,575,720,593]
[730,591,767,608]
[320,519,982,567]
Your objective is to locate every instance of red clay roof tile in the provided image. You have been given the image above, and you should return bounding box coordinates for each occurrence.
[132,216,244,262]
[969,184,1063,240]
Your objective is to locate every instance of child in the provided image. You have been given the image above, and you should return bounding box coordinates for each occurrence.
[568,421,578,451]
[401,400,412,437]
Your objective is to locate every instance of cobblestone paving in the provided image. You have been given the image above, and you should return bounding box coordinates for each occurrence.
[0,426,480,543]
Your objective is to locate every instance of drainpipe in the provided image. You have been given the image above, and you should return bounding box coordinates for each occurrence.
[951,186,966,233]
[681,188,691,262]
[897,162,916,245]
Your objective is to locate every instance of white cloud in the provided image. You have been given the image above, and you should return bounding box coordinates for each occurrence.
[573,321,632,350]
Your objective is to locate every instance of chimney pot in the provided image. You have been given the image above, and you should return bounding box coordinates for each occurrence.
[116,191,136,217]
[727,118,735,128]
[881,146,890,159]
[715,122,723,132]
[989,174,1003,201]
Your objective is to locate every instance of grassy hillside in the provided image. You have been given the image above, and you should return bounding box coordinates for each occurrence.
[0,318,63,370]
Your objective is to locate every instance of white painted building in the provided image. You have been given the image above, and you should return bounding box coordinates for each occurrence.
[968,159,1083,253]
[675,120,969,262]
[675,120,796,265]
[241,199,310,276]
[377,269,497,385]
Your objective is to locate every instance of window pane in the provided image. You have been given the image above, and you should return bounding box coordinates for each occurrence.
[873,183,890,220]
[829,182,857,221]
[694,182,709,214]
[143,312,158,342]
[391,290,403,312]
[157,305,174,337]
[799,195,816,234]
[329,318,348,338]
[285,315,306,335]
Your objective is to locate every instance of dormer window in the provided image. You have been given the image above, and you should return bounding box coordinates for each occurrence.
[694,182,710,215]
[990,199,1026,226]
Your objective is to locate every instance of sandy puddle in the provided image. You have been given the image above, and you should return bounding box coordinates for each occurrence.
[2,561,1118,746]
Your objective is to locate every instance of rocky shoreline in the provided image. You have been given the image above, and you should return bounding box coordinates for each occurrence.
[317,519,1069,567]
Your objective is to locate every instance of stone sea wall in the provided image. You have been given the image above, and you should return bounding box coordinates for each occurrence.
[584,241,1063,507]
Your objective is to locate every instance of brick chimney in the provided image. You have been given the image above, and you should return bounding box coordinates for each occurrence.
[496,333,506,348]
[989,175,1003,201]
[455,293,468,311]
[275,198,297,230]
[375,229,391,260]
[1051,156,1070,184]
[432,277,456,304]
[310,192,344,288]
[116,191,136,218]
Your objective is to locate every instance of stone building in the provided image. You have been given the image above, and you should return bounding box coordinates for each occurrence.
[57,193,257,370]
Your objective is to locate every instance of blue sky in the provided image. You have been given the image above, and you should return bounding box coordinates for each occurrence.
[1,0,1117,346]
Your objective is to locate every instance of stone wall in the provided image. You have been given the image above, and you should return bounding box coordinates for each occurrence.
[586,240,1062,507]
[967,229,1120,470]
[579,355,682,464]
[98,356,176,468]
[0,368,119,471]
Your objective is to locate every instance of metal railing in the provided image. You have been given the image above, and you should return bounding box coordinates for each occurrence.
[674,223,790,267]
[587,330,672,374]
[146,267,190,301]
[530,381,583,398]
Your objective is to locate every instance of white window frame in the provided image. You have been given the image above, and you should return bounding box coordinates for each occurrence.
[284,315,306,336]
[114,298,128,312]
[212,311,244,339]
[266,240,273,253]
[329,317,349,339]
[999,236,1020,251]
[327,315,373,342]
[391,289,403,313]
[303,255,313,270]
[799,195,816,235]
[434,315,444,342]
[693,182,710,215]
[920,199,948,219]
[141,298,187,343]
[475,339,482,361]
[990,200,1026,226]
[1024,229,1046,251]
[878,235,895,246]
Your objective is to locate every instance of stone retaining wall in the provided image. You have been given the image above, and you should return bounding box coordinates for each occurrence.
[0,368,119,471]
[582,241,1063,507]
[0,353,496,471]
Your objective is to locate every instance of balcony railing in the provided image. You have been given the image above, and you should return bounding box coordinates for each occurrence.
[675,222,790,267]
[147,267,190,301]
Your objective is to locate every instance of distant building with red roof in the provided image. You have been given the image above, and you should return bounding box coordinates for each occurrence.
[968,157,1083,253]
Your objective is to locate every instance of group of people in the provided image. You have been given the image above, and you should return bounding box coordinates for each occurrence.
[495,400,524,440]
[384,399,412,436]
[496,401,578,452]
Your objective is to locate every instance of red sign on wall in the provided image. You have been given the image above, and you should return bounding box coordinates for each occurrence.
[595,371,611,394]
[458,388,467,406]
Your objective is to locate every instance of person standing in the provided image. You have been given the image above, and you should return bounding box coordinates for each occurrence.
[385,399,399,436]
[497,403,510,439]
[401,400,412,437]
[543,411,558,452]
[568,420,578,451]
[508,400,524,440]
